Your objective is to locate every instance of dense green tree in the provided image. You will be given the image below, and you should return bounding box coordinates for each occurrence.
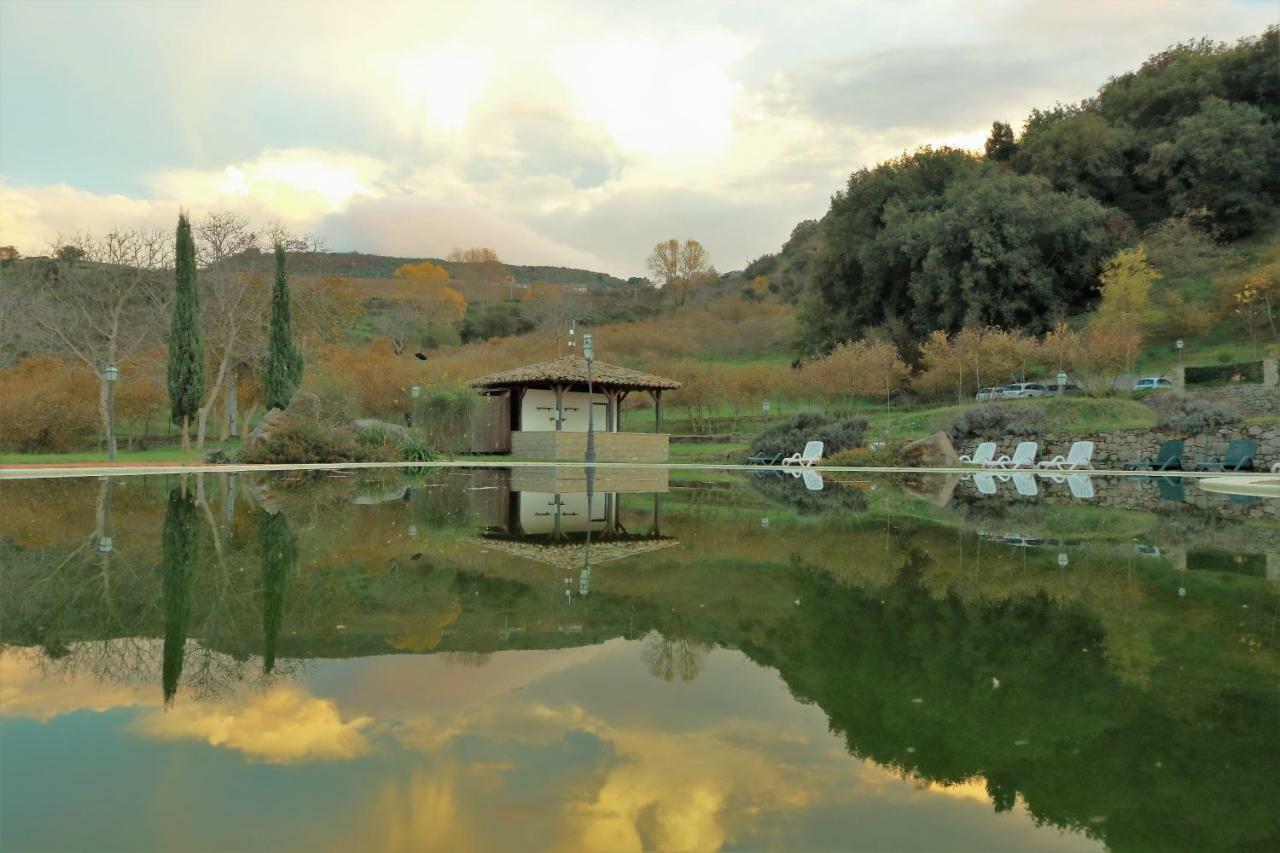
[1142,97,1278,239]
[1013,109,1133,206]
[167,214,204,451]
[263,243,304,410]
[983,121,1016,162]
[802,151,1119,351]
[160,486,199,705]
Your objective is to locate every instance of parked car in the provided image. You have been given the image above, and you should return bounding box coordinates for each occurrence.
[974,387,1003,400]
[1002,383,1047,399]
[1132,377,1174,392]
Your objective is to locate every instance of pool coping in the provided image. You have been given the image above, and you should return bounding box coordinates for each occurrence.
[0,460,1267,481]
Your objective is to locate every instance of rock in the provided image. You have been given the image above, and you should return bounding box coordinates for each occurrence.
[286,392,321,420]
[902,431,960,467]
[244,408,287,449]
[350,418,412,443]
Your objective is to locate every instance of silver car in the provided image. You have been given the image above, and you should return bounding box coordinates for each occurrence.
[1002,383,1047,399]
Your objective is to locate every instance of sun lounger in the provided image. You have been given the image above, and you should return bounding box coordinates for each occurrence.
[782,440,824,467]
[1194,439,1257,472]
[1037,441,1093,471]
[959,442,996,466]
[746,451,783,465]
[1124,440,1183,471]
[990,441,1037,470]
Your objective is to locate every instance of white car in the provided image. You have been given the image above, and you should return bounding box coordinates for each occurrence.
[1002,383,1047,399]
[974,387,1002,400]
[1132,377,1174,392]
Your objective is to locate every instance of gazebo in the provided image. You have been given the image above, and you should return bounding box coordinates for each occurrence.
[467,356,681,462]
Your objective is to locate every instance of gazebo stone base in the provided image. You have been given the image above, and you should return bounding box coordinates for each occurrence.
[511,431,670,463]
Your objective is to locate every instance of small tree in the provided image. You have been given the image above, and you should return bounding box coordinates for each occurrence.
[1090,247,1160,374]
[984,121,1016,162]
[263,243,304,410]
[168,214,204,451]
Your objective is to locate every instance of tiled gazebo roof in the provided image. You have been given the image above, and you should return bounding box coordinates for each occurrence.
[468,356,681,390]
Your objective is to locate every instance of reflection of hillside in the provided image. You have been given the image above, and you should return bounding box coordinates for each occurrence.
[2,471,1279,851]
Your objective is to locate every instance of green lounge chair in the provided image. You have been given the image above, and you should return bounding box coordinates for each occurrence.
[1124,440,1183,471]
[746,451,783,466]
[1194,439,1256,472]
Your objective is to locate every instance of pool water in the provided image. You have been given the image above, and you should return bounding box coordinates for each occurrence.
[1,467,1277,852]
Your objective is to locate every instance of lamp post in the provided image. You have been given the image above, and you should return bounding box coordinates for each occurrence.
[104,364,119,461]
[409,384,421,429]
[583,332,596,464]
[1175,339,1184,368]
[1056,371,1068,396]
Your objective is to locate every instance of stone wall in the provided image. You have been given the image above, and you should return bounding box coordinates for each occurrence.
[1171,358,1280,417]
[977,425,1280,470]
[1192,383,1280,417]
[510,430,670,463]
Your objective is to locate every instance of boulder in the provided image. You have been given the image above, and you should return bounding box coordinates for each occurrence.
[285,392,321,420]
[902,431,960,467]
[244,408,287,449]
[350,418,412,443]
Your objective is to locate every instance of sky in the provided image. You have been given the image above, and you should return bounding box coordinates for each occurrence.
[0,0,1273,277]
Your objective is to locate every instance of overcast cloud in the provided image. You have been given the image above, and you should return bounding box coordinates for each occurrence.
[0,0,1273,276]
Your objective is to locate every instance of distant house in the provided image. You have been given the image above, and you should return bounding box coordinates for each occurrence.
[467,356,680,462]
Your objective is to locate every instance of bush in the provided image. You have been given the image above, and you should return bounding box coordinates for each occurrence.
[400,436,439,462]
[749,412,867,458]
[0,357,98,452]
[941,404,1047,443]
[1150,394,1241,434]
[239,416,396,464]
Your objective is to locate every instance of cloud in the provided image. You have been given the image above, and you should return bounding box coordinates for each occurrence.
[2,0,1274,275]
[136,686,373,764]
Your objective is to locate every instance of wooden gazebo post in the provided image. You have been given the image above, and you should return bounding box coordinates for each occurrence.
[651,389,663,433]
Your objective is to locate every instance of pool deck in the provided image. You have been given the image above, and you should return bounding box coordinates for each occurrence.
[1,459,1272,483]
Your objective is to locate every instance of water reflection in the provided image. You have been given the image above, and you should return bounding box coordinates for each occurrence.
[1,467,1278,851]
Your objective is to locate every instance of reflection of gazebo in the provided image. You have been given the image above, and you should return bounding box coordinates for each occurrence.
[467,356,680,461]
[475,488,676,572]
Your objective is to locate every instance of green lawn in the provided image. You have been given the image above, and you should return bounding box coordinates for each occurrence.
[0,440,239,465]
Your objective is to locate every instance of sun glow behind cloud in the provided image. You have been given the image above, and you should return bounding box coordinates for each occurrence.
[553,33,746,158]
[395,48,493,133]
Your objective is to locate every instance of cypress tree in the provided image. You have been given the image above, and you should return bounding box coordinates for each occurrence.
[263,243,304,410]
[161,487,199,705]
[168,213,204,451]
[259,510,297,674]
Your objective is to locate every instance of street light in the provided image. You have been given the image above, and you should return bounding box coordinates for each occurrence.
[104,364,119,461]
[1175,339,1184,368]
[583,332,596,464]
[1056,371,1068,395]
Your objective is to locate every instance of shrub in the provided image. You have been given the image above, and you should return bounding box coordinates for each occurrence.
[1150,394,1241,434]
[827,442,908,467]
[749,412,867,458]
[941,404,1047,443]
[400,436,439,462]
[0,357,98,452]
[239,416,395,464]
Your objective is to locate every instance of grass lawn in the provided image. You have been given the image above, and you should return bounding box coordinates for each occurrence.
[669,441,750,463]
[1,440,239,466]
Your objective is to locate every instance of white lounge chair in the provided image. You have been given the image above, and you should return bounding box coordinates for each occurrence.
[1272,462,1280,474]
[782,440,823,467]
[959,442,996,466]
[1038,441,1094,471]
[990,441,1038,470]
[801,470,824,491]
[973,473,997,495]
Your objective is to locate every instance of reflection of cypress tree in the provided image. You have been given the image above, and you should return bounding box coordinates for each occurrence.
[161,488,200,705]
[258,511,297,674]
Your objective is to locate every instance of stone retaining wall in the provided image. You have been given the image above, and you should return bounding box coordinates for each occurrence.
[1193,383,1280,417]
[977,425,1280,470]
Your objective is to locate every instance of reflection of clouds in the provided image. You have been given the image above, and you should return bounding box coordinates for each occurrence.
[0,648,157,721]
[136,687,373,764]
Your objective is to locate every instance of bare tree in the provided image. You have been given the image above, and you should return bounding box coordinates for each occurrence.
[646,238,710,306]
[28,230,172,457]
[193,213,270,448]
